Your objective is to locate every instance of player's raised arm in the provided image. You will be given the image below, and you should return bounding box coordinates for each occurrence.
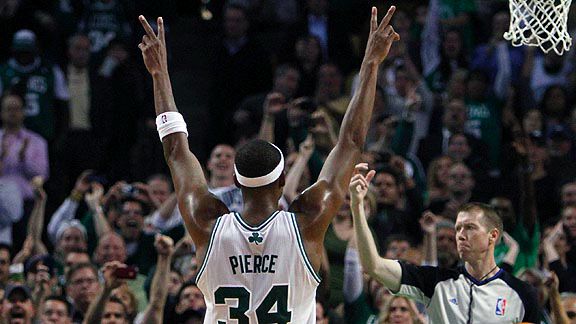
[138,16,228,247]
[290,7,399,232]
[349,164,401,292]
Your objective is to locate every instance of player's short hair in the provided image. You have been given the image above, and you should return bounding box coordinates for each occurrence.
[235,139,283,183]
[459,203,503,240]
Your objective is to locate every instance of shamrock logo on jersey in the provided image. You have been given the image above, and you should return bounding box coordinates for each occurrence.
[248,232,263,245]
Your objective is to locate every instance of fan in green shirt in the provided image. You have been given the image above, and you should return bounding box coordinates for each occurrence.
[491,197,540,276]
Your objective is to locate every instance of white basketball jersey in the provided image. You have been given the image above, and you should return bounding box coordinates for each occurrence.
[196,211,320,323]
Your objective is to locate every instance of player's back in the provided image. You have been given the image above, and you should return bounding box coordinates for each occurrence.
[196,210,320,323]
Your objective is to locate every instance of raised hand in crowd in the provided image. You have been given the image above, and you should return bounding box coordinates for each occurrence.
[546,272,570,324]
[283,135,315,203]
[501,232,519,269]
[83,261,129,324]
[420,211,438,265]
[71,170,93,201]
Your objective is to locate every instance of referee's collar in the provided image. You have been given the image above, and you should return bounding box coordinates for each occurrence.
[461,266,504,286]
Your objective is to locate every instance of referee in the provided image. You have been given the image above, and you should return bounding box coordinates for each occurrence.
[349,167,539,324]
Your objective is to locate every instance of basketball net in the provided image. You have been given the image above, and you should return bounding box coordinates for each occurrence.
[504,0,573,55]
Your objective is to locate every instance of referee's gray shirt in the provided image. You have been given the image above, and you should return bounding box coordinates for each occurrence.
[394,262,539,323]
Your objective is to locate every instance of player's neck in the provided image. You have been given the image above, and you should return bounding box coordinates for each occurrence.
[241,194,280,226]
[464,254,498,282]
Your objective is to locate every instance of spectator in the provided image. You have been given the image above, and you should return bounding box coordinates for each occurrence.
[544,220,576,293]
[164,281,206,323]
[522,108,544,135]
[77,0,132,62]
[429,162,476,220]
[528,51,572,103]
[55,34,104,196]
[316,297,330,323]
[0,92,49,201]
[562,181,576,207]
[209,3,272,145]
[417,99,487,169]
[0,178,22,246]
[540,85,571,129]
[0,244,10,288]
[116,198,156,275]
[378,295,423,324]
[62,248,90,277]
[150,144,243,232]
[446,133,487,176]
[1,284,35,324]
[0,29,70,141]
[370,166,423,248]
[100,296,130,324]
[324,195,354,309]
[435,219,459,269]
[470,11,525,99]
[52,220,88,261]
[294,0,354,73]
[83,261,135,324]
[41,295,73,324]
[234,64,300,148]
[292,35,323,97]
[426,155,453,203]
[65,262,100,323]
[93,232,127,267]
[382,62,434,155]
[465,69,503,169]
[561,293,576,324]
[314,62,350,124]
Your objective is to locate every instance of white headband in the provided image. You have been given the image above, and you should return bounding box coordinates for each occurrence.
[234,143,284,188]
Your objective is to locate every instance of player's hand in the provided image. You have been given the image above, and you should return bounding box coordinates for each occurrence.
[138,15,168,76]
[349,163,376,202]
[364,6,400,65]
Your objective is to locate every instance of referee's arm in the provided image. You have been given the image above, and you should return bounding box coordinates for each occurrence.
[350,171,402,293]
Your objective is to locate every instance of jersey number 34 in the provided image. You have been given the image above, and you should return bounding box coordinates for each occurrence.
[215,285,292,323]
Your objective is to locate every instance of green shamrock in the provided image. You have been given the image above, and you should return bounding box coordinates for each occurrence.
[248,232,263,245]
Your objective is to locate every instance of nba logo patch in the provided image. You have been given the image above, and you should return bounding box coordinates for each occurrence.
[495,298,506,316]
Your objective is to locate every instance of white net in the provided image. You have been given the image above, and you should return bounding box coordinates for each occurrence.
[504,0,573,55]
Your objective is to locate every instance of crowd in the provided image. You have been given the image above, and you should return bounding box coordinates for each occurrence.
[1,0,576,323]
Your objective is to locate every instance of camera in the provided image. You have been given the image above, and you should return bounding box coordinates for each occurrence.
[121,184,137,197]
[296,97,317,113]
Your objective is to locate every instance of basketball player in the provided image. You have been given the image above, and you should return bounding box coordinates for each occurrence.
[138,6,399,322]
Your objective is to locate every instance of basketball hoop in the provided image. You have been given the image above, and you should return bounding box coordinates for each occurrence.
[504,0,573,55]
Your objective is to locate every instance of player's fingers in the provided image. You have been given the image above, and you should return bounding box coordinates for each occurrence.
[378,6,396,30]
[370,7,378,33]
[158,17,165,43]
[139,15,156,39]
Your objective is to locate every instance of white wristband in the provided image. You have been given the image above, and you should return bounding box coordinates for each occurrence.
[156,112,188,141]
